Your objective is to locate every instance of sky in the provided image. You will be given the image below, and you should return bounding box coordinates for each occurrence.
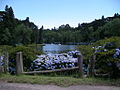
[0,0,120,29]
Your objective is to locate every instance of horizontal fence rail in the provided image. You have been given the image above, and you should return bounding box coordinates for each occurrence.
[23,67,79,74]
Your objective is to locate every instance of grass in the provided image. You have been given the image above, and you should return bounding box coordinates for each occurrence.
[0,74,120,87]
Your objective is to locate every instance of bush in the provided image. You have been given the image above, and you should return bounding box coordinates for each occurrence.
[0,45,13,53]
[78,45,94,64]
[9,46,41,71]
[78,37,120,78]
[96,50,120,78]
[93,36,120,47]
[30,52,78,71]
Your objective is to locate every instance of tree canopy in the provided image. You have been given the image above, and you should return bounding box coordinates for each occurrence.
[0,5,42,45]
[0,5,120,45]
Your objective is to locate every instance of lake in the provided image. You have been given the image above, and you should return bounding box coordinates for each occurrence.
[40,44,77,54]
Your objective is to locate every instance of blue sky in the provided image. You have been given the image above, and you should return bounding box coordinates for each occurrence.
[0,0,120,29]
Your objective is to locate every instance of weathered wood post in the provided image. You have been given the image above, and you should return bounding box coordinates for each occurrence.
[77,52,83,77]
[89,53,96,77]
[16,52,23,75]
[0,61,4,73]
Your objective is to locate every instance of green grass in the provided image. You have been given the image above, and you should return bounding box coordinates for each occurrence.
[0,74,120,87]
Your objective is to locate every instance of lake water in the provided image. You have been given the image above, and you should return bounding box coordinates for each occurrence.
[40,44,77,54]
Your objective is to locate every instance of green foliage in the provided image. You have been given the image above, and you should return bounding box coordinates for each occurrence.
[0,28,11,45]
[0,45,13,53]
[0,45,42,71]
[14,24,32,45]
[78,37,120,63]
[93,36,120,47]
[96,50,120,78]
[78,37,120,78]
[1,6,120,45]
[43,15,120,44]
[95,18,120,40]
[38,26,43,44]
[104,18,120,36]
[9,46,38,71]
[0,5,40,45]
[78,45,94,63]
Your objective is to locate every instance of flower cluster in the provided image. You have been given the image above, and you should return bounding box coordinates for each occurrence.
[113,47,120,70]
[30,51,79,71]
[0,56,16,74]
[113,48,120,58]
[93,46,107,53]
[0,56,4,66]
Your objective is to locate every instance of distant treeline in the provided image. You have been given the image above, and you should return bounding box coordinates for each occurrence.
[0,5,120,45]
[43,14,120,44]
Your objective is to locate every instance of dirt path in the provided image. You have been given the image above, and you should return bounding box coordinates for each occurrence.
[0,82,120,90]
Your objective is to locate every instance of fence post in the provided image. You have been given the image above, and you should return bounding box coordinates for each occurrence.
[89,54,96,77]
[16,52,23,75]
[77,53,83,77]
[0,66,4,73]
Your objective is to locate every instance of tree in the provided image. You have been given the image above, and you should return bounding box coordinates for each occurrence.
[105,18,120,36]
[4,5,16,45]
[0,28,11,45]
[101,15,104,20]
[38,26,43,44]
[14,24,32,45]
[97,18,120,38]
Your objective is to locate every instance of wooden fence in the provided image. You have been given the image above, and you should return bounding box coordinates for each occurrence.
[23,67,79,74]
[0,51,96,77]
[16,52,84,77]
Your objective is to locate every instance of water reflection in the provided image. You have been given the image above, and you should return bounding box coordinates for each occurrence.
[41,44,77,54]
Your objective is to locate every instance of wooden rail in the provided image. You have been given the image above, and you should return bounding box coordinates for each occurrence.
[23,67,79,74]
[16,52,83,77]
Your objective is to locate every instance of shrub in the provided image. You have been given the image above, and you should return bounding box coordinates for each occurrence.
[93,36,120,47]
[9,46,41,71]
[30,53,78,71]
[78,36,120,78]
[96,50,120,78]
[0,45,13,53]
[78,45,94,64]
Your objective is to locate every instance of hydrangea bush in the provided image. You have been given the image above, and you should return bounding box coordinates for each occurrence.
[30,50,79,71]
[78,37,120,78]
[94,42,120,78]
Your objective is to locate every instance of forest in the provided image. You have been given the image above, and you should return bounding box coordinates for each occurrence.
[0,5,43,45]
[0,5,120,45]
[43,14,120,44]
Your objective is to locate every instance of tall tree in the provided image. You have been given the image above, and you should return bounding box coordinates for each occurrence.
[14,24,32,45]
[38,26,43,44]
[4,5,16,45]
[0,28,11,45]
